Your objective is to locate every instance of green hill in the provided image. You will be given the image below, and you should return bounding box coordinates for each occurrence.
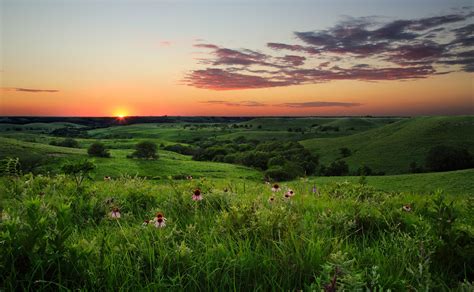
[300,116,474,174]
[0,137,260,180]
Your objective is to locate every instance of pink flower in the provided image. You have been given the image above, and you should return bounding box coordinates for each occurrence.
[110,207,121,219]
[192,189,203,201]
[286,189,295,197]
[154,212,166,228]
[402,204,412,212]
[104,176,112,181]
[271,184,280,192]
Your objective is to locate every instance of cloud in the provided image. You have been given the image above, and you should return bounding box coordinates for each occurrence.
[267,42,320,55]
[186,10,474,90]
[159,41,172,47]
[276,101,363,108]
[2,87,59,93]
[201,100,361,108]
[184,68,299,90]
[201,100,266,107]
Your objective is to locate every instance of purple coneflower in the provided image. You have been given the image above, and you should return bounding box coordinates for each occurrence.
[402,204,412,212]
[104,176,111,181]
[110,207,121,219]
[268,196,275,203]
[154,212,166,228]
[192,188,203,201]
[271,184,280,192]
[312,185,318,194]
[142,219,150,226]
[286,189,295,197]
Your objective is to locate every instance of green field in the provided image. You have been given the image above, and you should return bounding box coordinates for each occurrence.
[1,116,473,290]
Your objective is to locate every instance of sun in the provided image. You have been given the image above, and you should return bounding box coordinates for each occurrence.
[114,109,128,119]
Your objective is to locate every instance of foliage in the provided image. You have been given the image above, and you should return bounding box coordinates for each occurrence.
[61,160,96,188]
[129,141,158,159]
[339,147,352,158]
[1,157,22,177]
[192,139,318,180]
[322,160,349,176]
[425,145,473,172]
[50,138,80,148]
[87,142,110,158]
[1,176,472,290]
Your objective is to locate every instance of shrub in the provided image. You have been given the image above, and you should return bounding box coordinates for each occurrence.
[61,160,95,188]
[130,141,158,159]
[425,145,473,172]
[50,138,80,148]
[87,142,110,158]
[324,160,349,176]
[339,147,352,158]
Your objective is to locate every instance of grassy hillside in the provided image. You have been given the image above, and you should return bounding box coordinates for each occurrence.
[242,117,402,131]
[0,137,261,180]
[312,168,474,196]
[300,116,474,174]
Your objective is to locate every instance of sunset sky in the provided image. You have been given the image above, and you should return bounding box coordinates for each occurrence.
[1,0,473,117]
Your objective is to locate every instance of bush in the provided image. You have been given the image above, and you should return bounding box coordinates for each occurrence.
[61,160,95,188]
[425,145,473,172]
[339,147,352,158]
[50,138,80,148]
[130,141,158,159]
[87,142,110,158]
[324,160,349,176]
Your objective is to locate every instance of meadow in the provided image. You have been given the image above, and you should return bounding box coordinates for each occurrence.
[1,116,473,290]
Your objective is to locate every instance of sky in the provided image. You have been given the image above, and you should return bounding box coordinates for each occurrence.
[1,0,473,117]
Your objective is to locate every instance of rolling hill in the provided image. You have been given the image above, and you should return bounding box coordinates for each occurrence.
[300,116,474,174]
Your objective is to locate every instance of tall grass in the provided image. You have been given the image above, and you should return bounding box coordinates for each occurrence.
[1,175,472,291]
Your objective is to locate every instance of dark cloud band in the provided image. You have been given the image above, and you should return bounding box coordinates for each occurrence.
[186,10,473,90]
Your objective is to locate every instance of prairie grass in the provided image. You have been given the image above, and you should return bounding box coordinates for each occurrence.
[1,174,472,290]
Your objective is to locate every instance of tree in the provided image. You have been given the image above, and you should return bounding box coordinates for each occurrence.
[131,141,158,159]
[425,145,473,172]
[339,147,352,158]
[61,160,95,188]
[87,142,110,158]
[324,160,349,176]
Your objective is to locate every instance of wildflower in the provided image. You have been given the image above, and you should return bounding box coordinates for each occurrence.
[104,176,112,181]
[268,196,275,203]
[192,188,203,201]
[271,184,280,192]
[154,212,167,228]
[312,185,318,194]
[142,219,150,226]
[402,204,412,212]
[286,189,295,197]
[284,193,291,200]
[110,207,121,219]
[186,175,193,180]
[224,188,228,193]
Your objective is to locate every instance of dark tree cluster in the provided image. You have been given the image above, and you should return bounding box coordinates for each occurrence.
[189,136,319,181]
[425,145,473,172]
[128,141,158,160]
[87,142,110,158]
